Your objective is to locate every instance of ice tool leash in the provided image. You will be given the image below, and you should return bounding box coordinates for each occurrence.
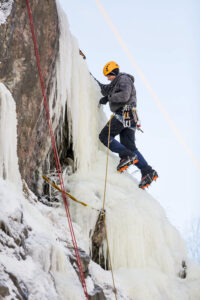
[115,105,144,132]
[25,1,89,299]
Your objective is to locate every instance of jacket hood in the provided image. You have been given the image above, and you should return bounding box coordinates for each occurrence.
[109,72,135,90]
[116,72,135,83]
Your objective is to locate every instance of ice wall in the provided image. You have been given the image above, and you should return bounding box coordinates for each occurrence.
[53,2,200,299]
[54,1,106,171]
[0,83,21,187]
[55,0,186,273]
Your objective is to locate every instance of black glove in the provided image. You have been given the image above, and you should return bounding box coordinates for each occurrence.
[99,96,108,105]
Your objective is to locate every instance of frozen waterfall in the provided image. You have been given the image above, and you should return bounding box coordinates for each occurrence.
[0,83,21,187]
[54,1,200,299]
[0,0,199,299]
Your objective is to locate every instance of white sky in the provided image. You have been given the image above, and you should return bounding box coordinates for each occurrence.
[59,0,200,234]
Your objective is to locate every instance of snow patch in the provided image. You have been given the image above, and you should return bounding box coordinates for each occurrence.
[0,0,13,25]
[0,179,87,299]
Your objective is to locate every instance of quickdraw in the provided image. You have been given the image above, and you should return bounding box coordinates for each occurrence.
[114,105,142,131]
[122,105,138,127]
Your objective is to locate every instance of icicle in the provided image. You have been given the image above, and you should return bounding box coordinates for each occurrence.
[54,0,104,171]
[0,83,22,188]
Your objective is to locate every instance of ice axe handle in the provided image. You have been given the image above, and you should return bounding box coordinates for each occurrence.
[79,49,86,59]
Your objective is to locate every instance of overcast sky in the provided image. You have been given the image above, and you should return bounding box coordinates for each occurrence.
[59,0,200,235]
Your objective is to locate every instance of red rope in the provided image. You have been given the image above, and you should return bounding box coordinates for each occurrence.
[25,1,89,299]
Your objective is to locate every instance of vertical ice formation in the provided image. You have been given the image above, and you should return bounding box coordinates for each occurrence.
[53,2,200,299]
[0,0,13,25]
[0,83,21,187]
[54,0,186,273]
[53,0,106,171]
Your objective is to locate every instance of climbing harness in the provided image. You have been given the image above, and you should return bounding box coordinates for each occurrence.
[43,175,99,211]
[114,105,143,132]
[122,105,134,127]
[122,105,139,128]
[25,1,89,299]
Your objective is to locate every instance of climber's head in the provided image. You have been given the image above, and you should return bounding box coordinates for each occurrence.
[103,61,119,81]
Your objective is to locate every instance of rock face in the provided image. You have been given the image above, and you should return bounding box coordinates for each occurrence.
[91,210,108,270]
[0,0,72,194]
[0,2,120,299]
[0,204,31,299]
[0,180,118,300]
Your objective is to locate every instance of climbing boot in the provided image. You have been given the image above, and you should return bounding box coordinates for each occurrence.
[117,155,138,173]
[139,170,158,189]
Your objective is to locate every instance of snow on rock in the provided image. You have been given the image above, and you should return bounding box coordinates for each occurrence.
[0,0,13,25]
[0,83,21,188]
[0,176,120,299]
[0,74,114,298]
[0,178,83,299]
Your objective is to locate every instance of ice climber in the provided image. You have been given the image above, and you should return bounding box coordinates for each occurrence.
[96,61,158,189]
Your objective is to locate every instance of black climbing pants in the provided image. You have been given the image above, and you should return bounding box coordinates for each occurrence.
[99,116,151,175]
[99,116,136,157]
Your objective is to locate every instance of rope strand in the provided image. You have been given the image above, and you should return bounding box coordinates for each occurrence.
[25,1,89,298]
[102,115,118,300]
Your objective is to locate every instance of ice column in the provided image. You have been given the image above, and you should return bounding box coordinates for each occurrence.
[55,0,103,171]
[0,83,21,187]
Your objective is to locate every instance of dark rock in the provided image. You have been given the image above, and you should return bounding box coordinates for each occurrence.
[89,284,106,300]
[5,271,29,300]
[0,0,73,195]
[0,280,10,298]
[79,248,90,276]
[69,247,90,277]
[0,221,10,236]
[22,227,29,239]
[0,212,29,260]
[91,210,108,269]
[178,260,187,279]
[0,230,16,249]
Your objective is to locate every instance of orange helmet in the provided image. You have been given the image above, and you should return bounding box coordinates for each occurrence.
[103,61,119,76]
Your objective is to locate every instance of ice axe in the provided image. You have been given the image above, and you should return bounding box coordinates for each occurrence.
[79,49,86,60]
[42,175,100,211]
